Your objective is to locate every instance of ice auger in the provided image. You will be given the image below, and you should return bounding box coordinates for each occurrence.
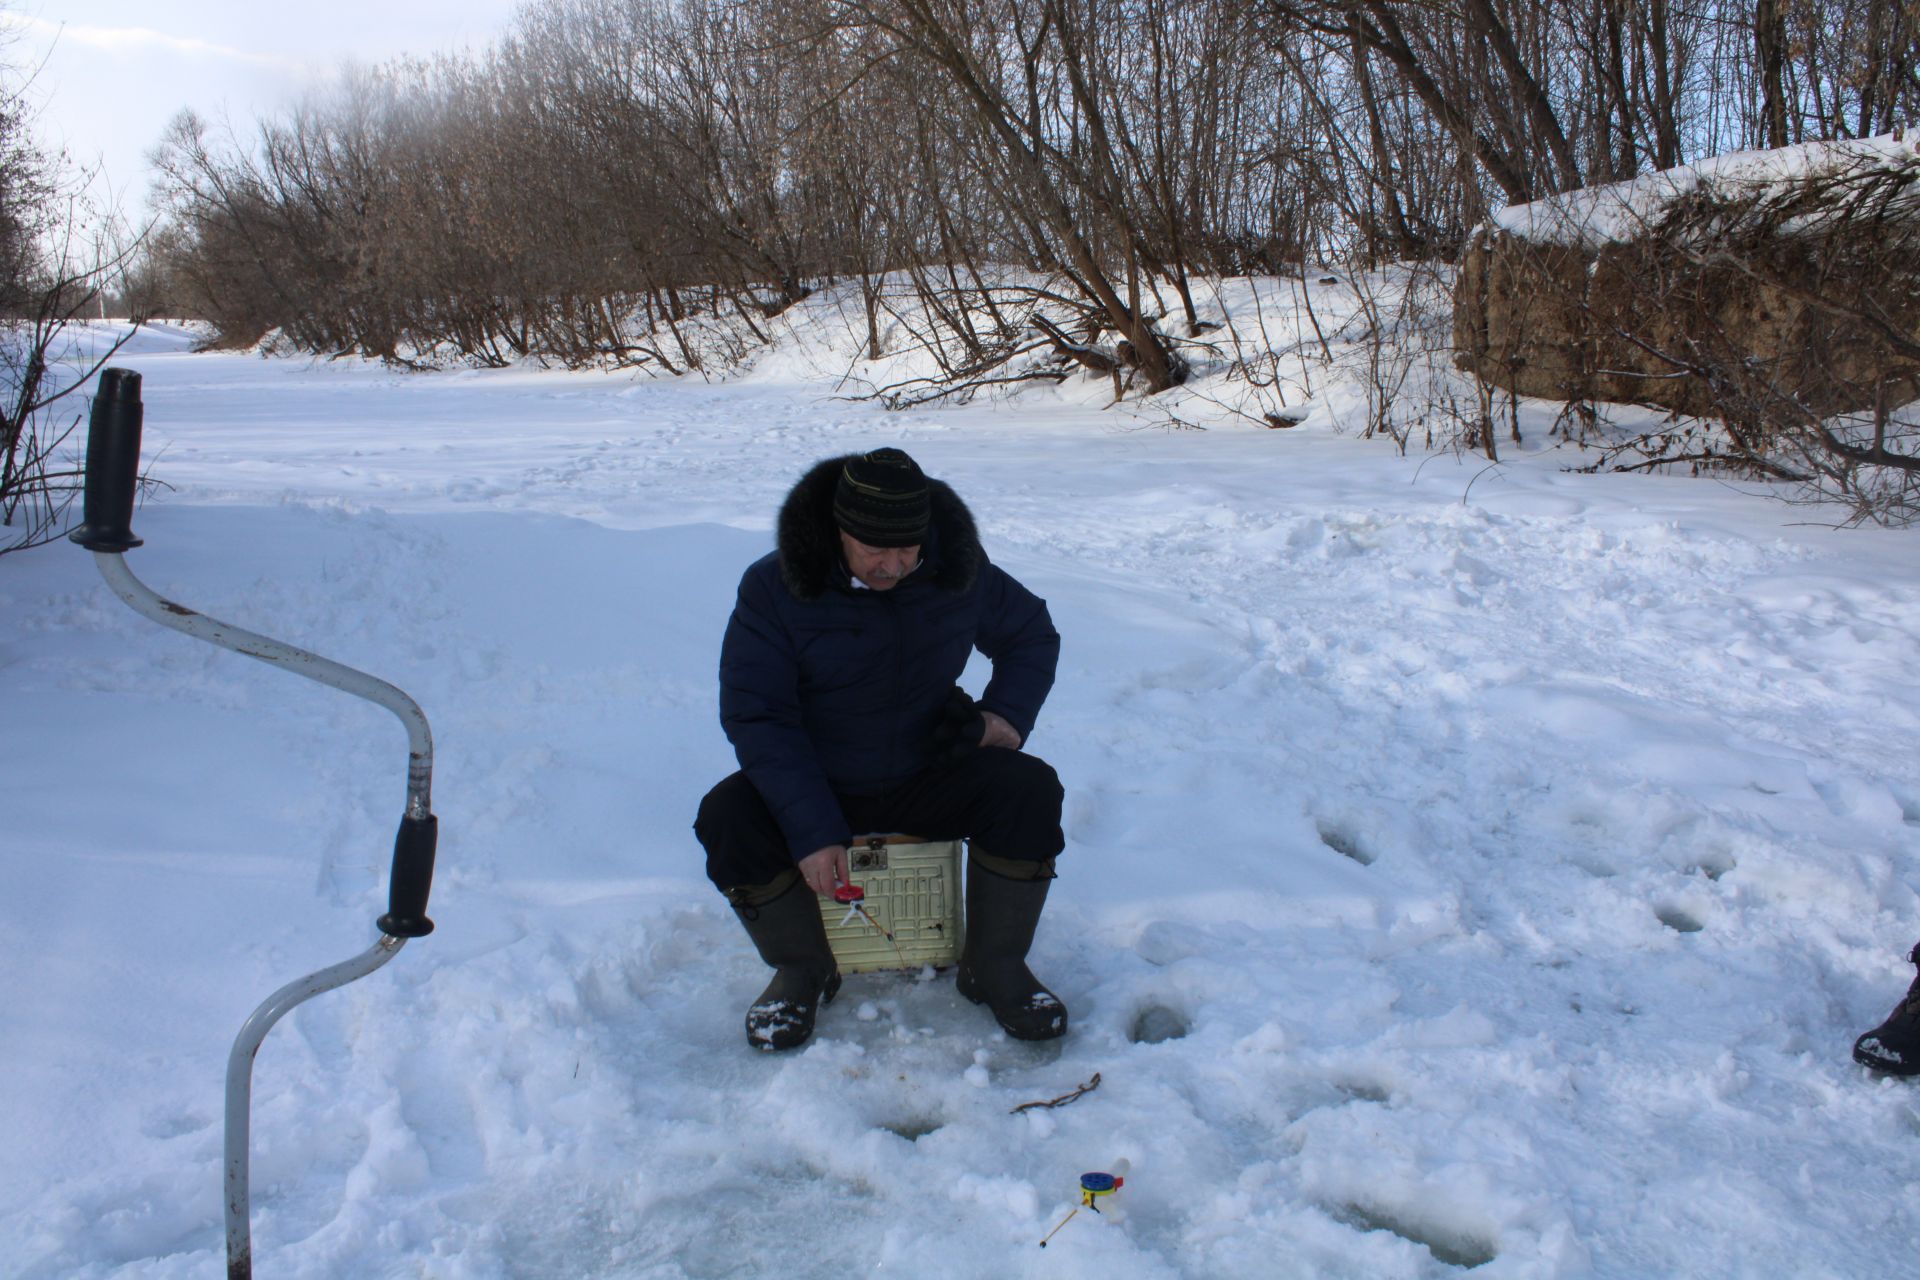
[69,367,440,1279]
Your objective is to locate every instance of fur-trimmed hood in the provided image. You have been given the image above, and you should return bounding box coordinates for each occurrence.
[776,454,982,600]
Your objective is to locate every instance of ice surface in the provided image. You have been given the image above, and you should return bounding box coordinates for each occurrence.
[4,309,1919,1277]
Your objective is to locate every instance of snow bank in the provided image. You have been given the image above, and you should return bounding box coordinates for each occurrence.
[1493,132,1920,248]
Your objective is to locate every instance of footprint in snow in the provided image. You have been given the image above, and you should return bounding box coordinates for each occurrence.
[1318,822,1374,866]
[1333,1201,1499,1270]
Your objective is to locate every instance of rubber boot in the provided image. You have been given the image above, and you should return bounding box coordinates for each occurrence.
[1854,944,1920,1076]
[726,871,841,1051]
[956,851,1067,1040]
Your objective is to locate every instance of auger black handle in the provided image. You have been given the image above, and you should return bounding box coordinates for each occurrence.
[69,367,146,553]
[377,815,438,937]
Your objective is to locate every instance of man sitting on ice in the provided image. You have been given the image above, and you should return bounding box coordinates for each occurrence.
[694,447,1067,1050]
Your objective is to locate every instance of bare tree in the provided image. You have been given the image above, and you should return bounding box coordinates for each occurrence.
[0,25,145,556]
[132,0,1920,447]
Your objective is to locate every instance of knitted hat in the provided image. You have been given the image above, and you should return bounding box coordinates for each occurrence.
[833,448,930,547]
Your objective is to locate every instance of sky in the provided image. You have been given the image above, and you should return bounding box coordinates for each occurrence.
[6,1,526,223]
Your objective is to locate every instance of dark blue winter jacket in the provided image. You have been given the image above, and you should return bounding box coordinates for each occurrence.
[719,455,1060,860]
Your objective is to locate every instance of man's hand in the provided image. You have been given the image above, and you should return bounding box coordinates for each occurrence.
[980,710,1022,750]
[931,689,1023,756]
[798,844,849,897]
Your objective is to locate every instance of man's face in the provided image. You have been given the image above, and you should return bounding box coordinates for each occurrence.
[839,531,921,591]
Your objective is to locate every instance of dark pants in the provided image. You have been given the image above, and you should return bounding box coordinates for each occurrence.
[696,749,1065,891]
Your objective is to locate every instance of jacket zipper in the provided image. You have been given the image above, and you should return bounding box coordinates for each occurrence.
[884,590,904,773]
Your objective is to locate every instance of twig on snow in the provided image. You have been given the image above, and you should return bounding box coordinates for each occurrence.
[1010,1072,1102,1114]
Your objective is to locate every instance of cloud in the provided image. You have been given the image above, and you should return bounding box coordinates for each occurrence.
[10,16,301,72]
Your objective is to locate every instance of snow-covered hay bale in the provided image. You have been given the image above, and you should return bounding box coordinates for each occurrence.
[1455,135,1920,419]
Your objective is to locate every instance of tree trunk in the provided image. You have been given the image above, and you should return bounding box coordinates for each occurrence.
[1755,0,1789,149]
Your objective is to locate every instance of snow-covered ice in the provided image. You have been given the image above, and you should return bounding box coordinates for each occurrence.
[4,309,1918,1277]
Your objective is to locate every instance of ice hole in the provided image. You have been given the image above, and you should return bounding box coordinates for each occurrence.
[1129,1004,1190,1045]
[1656,905,1704,934]
[880,1116,943,1142]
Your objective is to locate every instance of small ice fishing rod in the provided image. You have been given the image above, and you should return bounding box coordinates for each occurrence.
[833,882,910,967]
[70,367,440,1280]
[1039,1159,1130,1247]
